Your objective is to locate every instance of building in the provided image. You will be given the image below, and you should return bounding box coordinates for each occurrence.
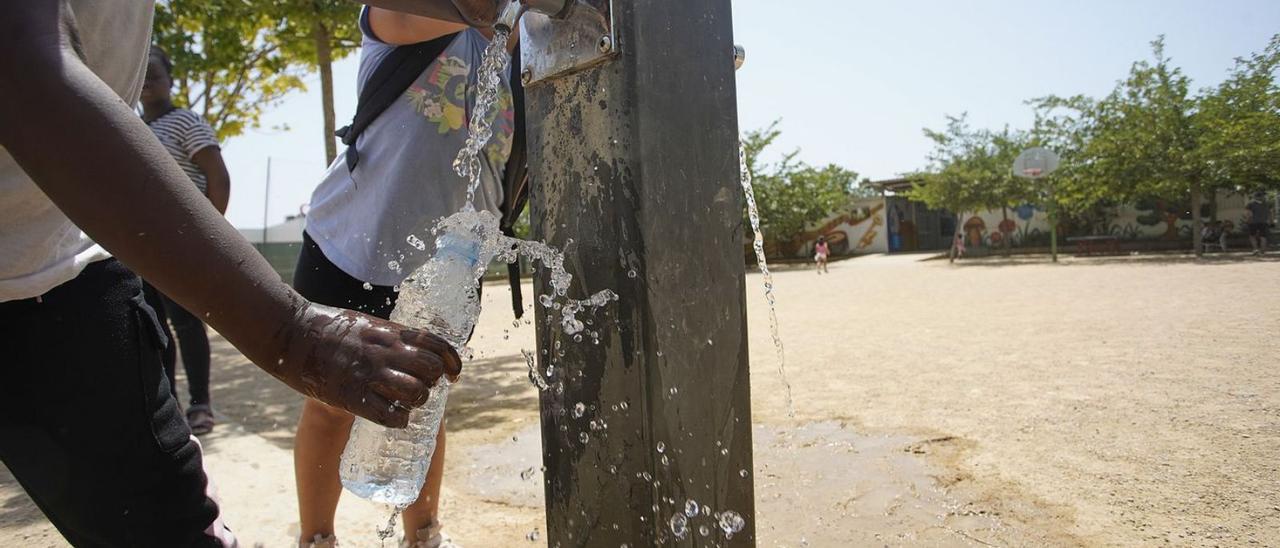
[782,178,1257,258]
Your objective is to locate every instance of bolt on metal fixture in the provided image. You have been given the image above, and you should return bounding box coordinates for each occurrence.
[598,35,614,53]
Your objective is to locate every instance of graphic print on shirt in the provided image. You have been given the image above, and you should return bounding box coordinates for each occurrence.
[404,53,514,166]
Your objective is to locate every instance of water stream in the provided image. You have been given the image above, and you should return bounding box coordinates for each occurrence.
[739,143,795,417]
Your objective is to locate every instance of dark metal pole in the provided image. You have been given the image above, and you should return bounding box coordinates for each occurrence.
[524,0,755,545]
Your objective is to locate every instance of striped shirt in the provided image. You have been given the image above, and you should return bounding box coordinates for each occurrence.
[147,109,219,193]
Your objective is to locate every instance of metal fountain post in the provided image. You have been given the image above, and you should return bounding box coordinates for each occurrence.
[520,0,756,545]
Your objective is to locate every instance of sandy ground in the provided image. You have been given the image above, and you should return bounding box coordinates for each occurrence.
[3,251,1279,547]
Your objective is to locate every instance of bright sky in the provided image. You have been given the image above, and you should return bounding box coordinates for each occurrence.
[220,0,1280,229]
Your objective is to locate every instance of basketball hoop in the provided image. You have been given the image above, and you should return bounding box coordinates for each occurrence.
[1014,148,1060,179]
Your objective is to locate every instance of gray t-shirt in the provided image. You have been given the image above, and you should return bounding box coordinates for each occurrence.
[0,0,154,301]
[305,9,514,286]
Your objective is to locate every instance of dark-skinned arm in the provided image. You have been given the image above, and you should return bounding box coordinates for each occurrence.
[191,146,231,215]
[361,0,504,27]
[0,1,459,428]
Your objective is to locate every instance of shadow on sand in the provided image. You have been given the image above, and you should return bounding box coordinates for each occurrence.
[205,339,537,452]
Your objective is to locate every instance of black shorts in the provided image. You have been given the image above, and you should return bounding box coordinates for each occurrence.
[1248,223,1270,238]
[0,260,228,547]
[293,231,481,329]
[294,231,400,319]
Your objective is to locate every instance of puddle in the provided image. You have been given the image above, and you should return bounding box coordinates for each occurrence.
[461,421,1029,545]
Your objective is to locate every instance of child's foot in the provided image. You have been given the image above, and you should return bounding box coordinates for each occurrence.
[301,533,338,548]
[186,404,215,436]
[402,524,460,548]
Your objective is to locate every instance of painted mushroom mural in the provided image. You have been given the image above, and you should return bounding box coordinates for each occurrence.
[964,216,987,247]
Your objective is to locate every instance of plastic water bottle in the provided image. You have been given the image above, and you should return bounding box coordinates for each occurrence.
[339,219,491,506]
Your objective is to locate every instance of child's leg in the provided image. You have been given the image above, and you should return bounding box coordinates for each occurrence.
[295,398,356,542]
[163,296,212,406]
[401,424,448,545]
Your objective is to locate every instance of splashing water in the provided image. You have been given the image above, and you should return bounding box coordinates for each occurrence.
[739,142,795,417]
[375,506,402,543]
[453,28,513,211]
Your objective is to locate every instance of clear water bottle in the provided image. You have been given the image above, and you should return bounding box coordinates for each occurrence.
[339,219,491,506]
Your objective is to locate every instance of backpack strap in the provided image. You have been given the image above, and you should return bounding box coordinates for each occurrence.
[335,32,460,173]
[500,50,530,319]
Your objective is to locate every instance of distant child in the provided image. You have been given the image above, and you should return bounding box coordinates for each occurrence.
[1246,192,1271,256]
[814,236,830,274]
[952,232,966,261]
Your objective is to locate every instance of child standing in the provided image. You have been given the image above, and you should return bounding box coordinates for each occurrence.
[814,236,830,274]
[292,6,515,547]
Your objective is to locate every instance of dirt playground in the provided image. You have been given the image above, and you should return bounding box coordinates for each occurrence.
[3,252,1278,546]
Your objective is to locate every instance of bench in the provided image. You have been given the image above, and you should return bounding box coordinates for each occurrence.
[1068,235,1122,256]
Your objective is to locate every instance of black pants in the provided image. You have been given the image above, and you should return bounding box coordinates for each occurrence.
[143,283,211,407]
[0,260,224,547]
[293,232,400,319]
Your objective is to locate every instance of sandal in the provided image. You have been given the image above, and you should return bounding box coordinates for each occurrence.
[186,404,216,436]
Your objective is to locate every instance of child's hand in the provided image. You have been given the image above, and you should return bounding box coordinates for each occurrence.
[274,303,461,428]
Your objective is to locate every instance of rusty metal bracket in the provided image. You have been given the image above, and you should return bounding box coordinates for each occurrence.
[519,0,617,86]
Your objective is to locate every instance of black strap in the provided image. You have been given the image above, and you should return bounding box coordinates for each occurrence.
[335,32,460,173]
[500,49,531,319]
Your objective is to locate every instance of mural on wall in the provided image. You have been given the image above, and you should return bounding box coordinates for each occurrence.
[788,190,1254,255]
[786,200,888,257]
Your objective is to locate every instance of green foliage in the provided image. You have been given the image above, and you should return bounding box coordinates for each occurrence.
[1033,35,1280,214]
[272,1,362,66]
[742,121,861,244]
[907,114,1037,216]
[152,0,361,141]
[1199,35,1280,191]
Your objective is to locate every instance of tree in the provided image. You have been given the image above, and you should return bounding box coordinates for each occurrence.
[1199,35,1280,194]
[274,1,363,165]
[907,115,1037,257]
[741,121,860,252]
[153,1,308,140]
[154,0,362,162]
[1036,38,1214,254]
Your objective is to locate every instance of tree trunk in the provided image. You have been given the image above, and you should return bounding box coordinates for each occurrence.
[1002,206,1011,257]
[1191,187,1204,257]
[314,17,338,166]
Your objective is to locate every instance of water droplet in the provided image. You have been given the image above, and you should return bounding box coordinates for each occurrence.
[717,510,746,535]
[520,467,536,480]
[627,269,637,278]
[361,282,373,291]
[573,402,585,418]
[512,320,521,328]
[668,513,688,539]
[641,472,653,482]
[405,234,426,251]
[656,442,666,453]
[656,350,664,357]
[573,334,583,343]
[661,455,670,466]
[526,529,540,542]
[608,465,617,474]
[579,432,590,444]
[702,505,712,517]
[739,469,748,478]
[699,525,711,537]
[684,499,699,517]
[387,260,400,272]
[619,401,629,411]
[707,338,714,346]
[512,435,519,442]
[669,387,679,396]
[721,448,729,456]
